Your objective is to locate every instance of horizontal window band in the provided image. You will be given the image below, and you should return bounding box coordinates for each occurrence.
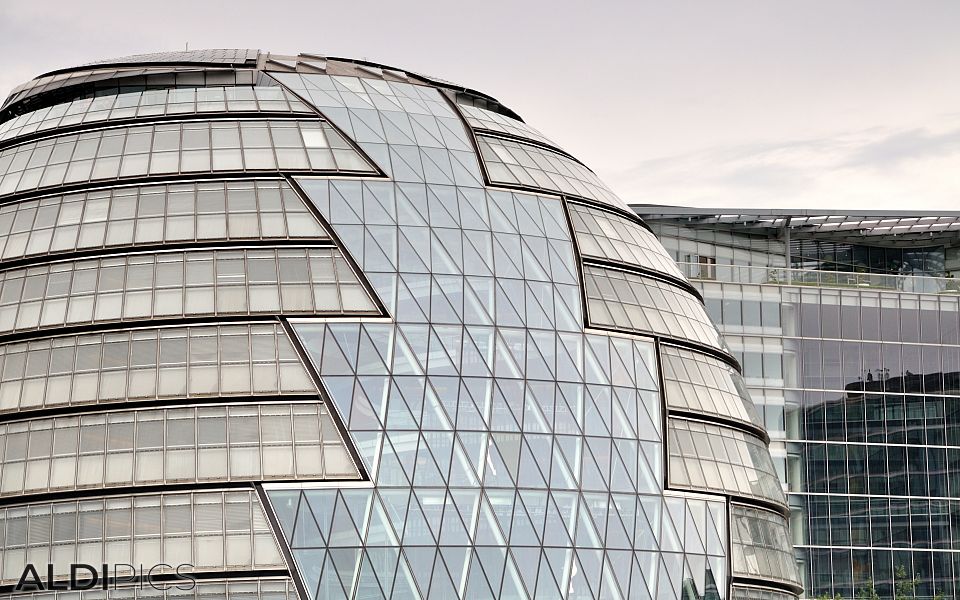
[795,543,960,553]
[585,325,741,373]
[0,393,321,425]
[0,247,382,339]
[743,383,960,400]
[0,476,365,509]
[731,584,800,600]
[0,83,315,142]
[0,112,321,153]
[0,115,326,149]
[0,120,380,201]
[475,133,624,209]
[660,343,765,432]
[0,313,380,346]
[787,490,960,500]
[730,576,803,597]
[581,256,703,302]
[0,569,293,596]
[777,438,960,450]
[468,128,587,169]
[0,238,337,273]
[0,486,286,587]
[668,408,769,444]
[2,66,260,119]
[568,197,655,233]
[670,413,771,448]
[0,470,364,508]
[668,416,787,510]
[0,480,259,508]
[584,264,727,352]
[0,177,334,268]
[0,170,388,206]
[0,399,364,498]
[474,179,618,209]
[731,503,802,590]
[665,480,790,518]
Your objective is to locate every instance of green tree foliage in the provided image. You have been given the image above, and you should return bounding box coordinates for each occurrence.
[856,580,880,600]
[894,565,919,600]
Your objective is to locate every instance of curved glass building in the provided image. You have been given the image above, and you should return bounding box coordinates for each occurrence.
[0,50,798,600]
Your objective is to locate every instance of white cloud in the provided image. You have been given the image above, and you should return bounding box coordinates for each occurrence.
[606,119,960,211]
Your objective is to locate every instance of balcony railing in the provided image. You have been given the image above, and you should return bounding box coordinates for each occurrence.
[677,262,960,294]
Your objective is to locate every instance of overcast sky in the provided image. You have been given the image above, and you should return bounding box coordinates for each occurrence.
[1,0,958,210]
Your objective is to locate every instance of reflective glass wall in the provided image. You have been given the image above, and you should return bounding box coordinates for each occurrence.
[644,213,960,599]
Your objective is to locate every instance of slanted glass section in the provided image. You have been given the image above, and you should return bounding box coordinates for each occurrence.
[0,247,379,335]
[476,134,624,209]
[0,119,375,197]
[584,264,728,353]
[0,490,285,585]
[0,323,315,414]
[0,86,313,145]
[661,344,763,429]
[731,504,803,589]
[455,101,560,149]
[274,66,758,599]
[731,586,799,600]
[0,180,328,263]
[0,578,300,600]
[668,417,786,507]
[269,72,483,186]
[568,201,685,279]
[267,486,729,600]
[0,402,359,497]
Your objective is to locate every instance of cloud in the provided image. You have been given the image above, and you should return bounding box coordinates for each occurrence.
[606,120,960,210]
[845,127,960,167]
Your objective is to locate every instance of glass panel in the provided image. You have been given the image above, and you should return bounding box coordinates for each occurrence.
[0,323,316,414]
[661,344,763,428]
[0,86,313,145]
[455,100,561,149]
[730,586,799,600]
[0,247,378,335]
[0,491,284,585]
[0,120,373,197]
[0,402,359,497]
[0,180,327,262]
[668,417,786,506]
[0,578,299,600]
[731,504,804,588]
[568,201,685,279]
[583,264,728,353]
[476,134,624,209]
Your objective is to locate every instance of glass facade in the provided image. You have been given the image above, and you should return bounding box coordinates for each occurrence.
[0,179,330,262]
[642,208,960,599]
[0,49,795,600]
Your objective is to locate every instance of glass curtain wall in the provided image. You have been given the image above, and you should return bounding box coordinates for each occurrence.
[644,212,960,599]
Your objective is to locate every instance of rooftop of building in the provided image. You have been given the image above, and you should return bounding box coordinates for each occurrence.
[2,48,522,123]
[633,204,960,246]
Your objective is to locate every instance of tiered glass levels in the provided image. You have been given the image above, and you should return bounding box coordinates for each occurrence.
[0,49,798,600]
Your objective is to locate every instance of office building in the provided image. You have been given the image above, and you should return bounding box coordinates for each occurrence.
[639,207,960,599]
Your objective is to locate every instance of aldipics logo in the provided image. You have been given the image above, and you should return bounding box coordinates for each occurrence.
[14,564,196,592]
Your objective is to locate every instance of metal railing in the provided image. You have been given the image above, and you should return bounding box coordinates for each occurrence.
[677,262,960,294]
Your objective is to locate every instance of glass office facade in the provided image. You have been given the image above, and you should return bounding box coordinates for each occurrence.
[0,49,796,600]
[640,209,960,599]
